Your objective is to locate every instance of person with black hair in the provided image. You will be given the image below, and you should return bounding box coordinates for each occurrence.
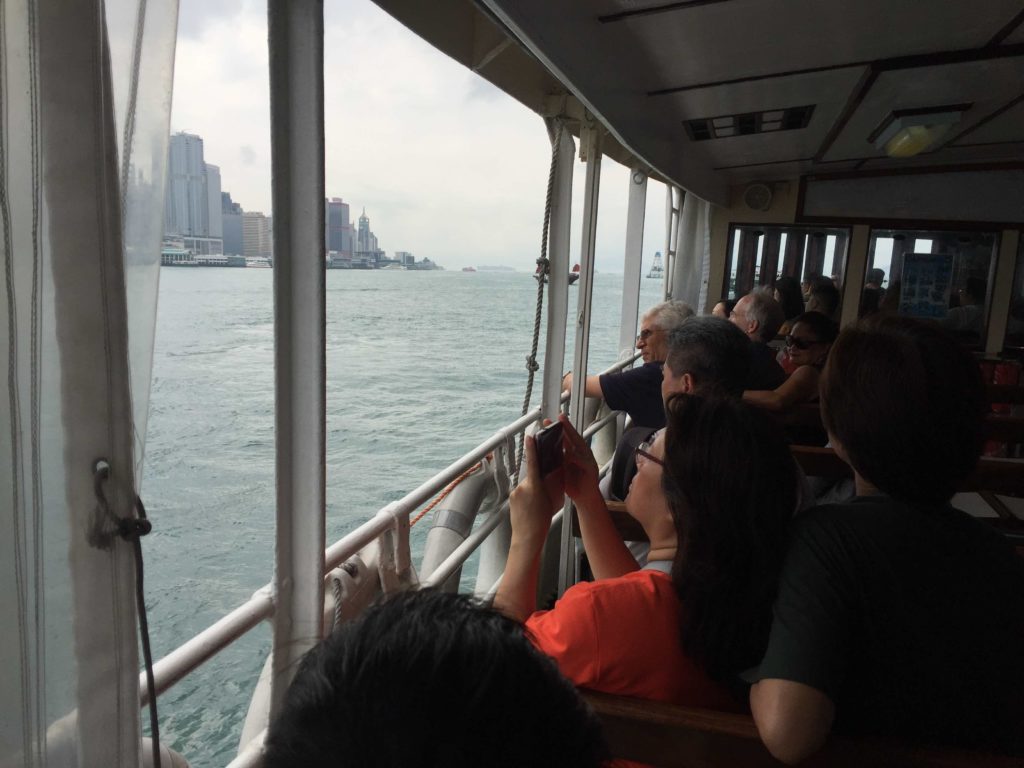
[743,311,837,414]
[263,589,608,768]
[805,280,840,320]
[749,316,1024,763]
[496,395,799,713]
[773,276,805,336]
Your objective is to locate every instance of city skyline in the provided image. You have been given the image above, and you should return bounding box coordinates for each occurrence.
[171,0,670,273]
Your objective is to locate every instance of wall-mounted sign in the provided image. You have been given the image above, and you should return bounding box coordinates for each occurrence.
[899,252,954,320]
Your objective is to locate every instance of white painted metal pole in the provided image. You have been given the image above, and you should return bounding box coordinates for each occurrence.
[662,186,679,300]
[619,169,647,358]
[268,0,327,720]
[559,123,602,595]
[541,120,576,421]
[986,230,1020,356]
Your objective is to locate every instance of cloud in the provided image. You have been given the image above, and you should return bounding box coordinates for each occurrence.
[171,0,668,272]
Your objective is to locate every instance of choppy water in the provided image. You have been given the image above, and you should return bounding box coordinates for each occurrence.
[143,267,663,765]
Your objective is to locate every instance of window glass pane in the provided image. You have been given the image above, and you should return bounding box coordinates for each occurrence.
[867,228,999,347]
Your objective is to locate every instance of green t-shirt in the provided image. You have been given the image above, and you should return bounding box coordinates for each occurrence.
[754,495,1024,753]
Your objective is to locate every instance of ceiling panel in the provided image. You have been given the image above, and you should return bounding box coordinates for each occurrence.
[1005,21,1024,45]
[822,57,1024,162]
[952,98,1024,146]
[662,67,867,168]
[626,0,1022,92]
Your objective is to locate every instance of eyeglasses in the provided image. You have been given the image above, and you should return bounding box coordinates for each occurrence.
[637,328,660,341]
[635,440,664,468]
[785,335,819,350]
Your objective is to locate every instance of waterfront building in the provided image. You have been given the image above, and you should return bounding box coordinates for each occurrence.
[326,198,353,256]
[222,192,244,255]
[242,211,273,259]
[164,131,224,254]
[395,251,415,266]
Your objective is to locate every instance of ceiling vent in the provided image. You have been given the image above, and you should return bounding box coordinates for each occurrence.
[685,105,815,141]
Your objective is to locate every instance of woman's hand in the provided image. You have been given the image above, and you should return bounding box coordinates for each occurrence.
[509,434,563,546]
[558,414,602,507]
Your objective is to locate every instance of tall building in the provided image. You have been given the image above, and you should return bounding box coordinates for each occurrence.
[354,208,384,265]
[326,198,352,256]
[164,131,223,254]
[222,191,244,255]
[242,211,272,259]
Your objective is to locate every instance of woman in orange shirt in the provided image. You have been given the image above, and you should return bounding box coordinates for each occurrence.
[496,395,798,712]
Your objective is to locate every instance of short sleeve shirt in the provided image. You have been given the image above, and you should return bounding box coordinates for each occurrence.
[525,569,739,711]
[598,362,666,429]
[753,496,1024,752]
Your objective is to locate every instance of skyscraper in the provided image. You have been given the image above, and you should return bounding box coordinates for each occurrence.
[243,212,272,259]
[164,131,224,254]
[222,191,244,255]
[326,198,351,255]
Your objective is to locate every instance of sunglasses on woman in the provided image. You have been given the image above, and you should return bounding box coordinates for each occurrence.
[785,334,819,350]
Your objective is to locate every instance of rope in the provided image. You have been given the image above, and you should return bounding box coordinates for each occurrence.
[516,118,565,481]
[410,458,488,527]
[92,461,160,768]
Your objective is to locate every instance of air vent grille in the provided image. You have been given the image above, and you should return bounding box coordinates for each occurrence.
[685,105,815,141]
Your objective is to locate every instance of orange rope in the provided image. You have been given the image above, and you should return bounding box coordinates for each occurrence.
[410,454,492,527]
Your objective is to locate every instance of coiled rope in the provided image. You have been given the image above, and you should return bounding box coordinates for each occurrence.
[516,118,565,481]
[409,456,489,527]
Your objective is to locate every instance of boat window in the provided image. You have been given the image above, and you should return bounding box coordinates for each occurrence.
[867,228,999,347]
[1003,234,1024,355]
[725,224,850,302]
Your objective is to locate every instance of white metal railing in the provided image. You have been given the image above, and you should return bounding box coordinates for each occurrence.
[139,353,639,711]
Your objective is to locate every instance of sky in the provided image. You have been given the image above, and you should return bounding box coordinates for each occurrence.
[171,0,669,272]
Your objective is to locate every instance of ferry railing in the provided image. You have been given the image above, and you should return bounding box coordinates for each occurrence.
[139,352,640,721]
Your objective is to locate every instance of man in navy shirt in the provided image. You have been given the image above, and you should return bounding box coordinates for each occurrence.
[562,300,693,429]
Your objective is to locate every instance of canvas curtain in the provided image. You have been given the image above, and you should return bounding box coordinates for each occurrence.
[0,1,177,766]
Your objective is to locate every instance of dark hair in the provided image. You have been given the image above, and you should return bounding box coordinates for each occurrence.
[820,315,985,504]
[665,317,751,397]
[664,395,798,681]
[859,287,881,318]
[790,311,838,345]
[807,281,841,318]
[866,267,885,285]
[264,590,607,768]
[773,276,805,321]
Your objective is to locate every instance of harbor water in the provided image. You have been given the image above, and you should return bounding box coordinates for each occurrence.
[143,267,664,765]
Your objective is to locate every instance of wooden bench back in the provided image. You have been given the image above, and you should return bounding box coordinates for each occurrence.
[582,690,1024,768]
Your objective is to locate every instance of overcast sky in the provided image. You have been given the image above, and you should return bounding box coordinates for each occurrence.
[171,0,669,272]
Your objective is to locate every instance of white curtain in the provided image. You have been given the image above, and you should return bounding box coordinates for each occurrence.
[1,1,177,766]
[668,189,713,313]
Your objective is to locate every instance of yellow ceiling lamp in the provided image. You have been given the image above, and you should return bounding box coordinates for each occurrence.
[871,105,969,158]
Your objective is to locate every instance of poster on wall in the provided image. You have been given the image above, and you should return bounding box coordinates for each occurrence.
[899,253,955,320]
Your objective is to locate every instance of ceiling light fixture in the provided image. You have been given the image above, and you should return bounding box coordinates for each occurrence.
[869,104,970,158]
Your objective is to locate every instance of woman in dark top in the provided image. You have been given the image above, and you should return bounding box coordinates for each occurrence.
[749,316,1024,762]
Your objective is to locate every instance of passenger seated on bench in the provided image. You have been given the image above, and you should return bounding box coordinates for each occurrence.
[749,316,1024,763]
[263,589,607,768]
[497,395,798,715]
[728,288,787,391]
[743,311,837,413]
[562,300,693,429]
[606,316,750,502]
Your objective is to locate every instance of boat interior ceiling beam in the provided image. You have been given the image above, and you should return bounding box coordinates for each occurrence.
[619,170,648,358]
[267,0,327,721]
[560,123,603,596]
[541,122,575,421]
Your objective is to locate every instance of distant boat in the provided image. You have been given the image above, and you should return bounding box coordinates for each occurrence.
[646,251,664,279]
[462,266,477,272]
[246,256,272,268]
[535,263,581,285]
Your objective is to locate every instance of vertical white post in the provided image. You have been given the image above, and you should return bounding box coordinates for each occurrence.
[619,170,647,358]
[541,121,576,421]
[839,225,870,328]
[268,0,326,719]
[559,124,602,595]
[663,187,681,300]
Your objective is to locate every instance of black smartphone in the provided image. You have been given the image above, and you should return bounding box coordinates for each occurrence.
[534,422,564,476]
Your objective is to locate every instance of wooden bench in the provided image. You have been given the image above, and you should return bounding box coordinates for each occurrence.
[582,690,1024,768]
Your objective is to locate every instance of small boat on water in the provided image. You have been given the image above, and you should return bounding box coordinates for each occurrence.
[245,256,272,268]
[462,266,477,272]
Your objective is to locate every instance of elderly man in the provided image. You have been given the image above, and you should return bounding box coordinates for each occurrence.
[729,287,786,390]
[562,300,693,429]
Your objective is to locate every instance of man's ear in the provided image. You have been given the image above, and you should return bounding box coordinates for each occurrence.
[748,319,760,337]
[681,372,696,394]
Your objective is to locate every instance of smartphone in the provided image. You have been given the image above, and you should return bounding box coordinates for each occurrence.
[534,422,564,476]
